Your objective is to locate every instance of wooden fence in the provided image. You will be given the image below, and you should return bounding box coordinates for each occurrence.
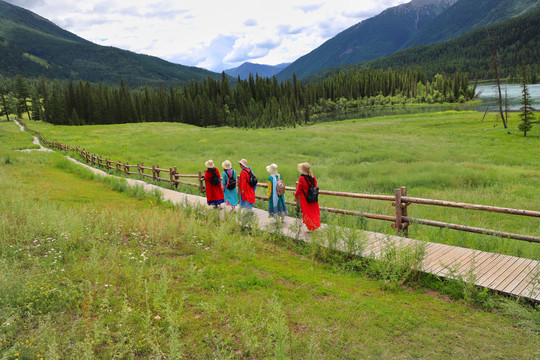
[16,118,540,244]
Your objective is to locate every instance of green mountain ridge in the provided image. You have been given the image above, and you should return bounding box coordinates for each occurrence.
[306,7,540,82]
[279,0,540,81]
[0,0,222,87]
[276,0,456,81]
[402,0,540,48]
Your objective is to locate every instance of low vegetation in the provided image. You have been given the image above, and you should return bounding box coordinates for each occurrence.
[22,110,540,261]
[1,120,539,359]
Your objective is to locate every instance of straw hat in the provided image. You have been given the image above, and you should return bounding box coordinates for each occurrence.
[205,159,215,168]
[297,162,313,176]
[239,159,248,167]
[266,163,278,176]
[222,160,232,170]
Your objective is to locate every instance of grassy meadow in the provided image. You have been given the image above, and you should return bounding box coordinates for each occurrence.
[1,119,540,359]
[24,110,540,260]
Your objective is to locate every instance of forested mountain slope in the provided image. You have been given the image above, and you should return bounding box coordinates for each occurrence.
[0,0,222,86]
[277,0,457,81]
[278,0,540,81]
[403,0,540,48]
[306,7,540,83]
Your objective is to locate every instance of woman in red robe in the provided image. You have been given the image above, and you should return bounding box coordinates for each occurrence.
[294,162,320,230]
[238,158,256,209]
[204,159,224,207]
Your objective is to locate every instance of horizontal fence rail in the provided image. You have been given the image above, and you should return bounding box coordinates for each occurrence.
[15,118,540,244]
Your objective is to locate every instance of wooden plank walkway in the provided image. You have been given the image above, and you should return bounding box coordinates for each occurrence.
[63,155,540,302]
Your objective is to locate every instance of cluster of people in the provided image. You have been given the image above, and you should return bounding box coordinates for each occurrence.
[203,159,320,231]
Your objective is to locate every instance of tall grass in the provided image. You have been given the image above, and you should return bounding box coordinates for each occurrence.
[1,121,539,358]
[24,111,540,260]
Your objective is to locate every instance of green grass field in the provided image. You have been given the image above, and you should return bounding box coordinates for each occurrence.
[23,111,540,260]
[1,119,539,359]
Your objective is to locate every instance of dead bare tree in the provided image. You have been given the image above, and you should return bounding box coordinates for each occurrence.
[486,30,507,128]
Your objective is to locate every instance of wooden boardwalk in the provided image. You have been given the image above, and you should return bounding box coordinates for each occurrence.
[63,156,540,302]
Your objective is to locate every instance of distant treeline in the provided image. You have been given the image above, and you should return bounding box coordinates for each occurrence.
[2,69,475,128]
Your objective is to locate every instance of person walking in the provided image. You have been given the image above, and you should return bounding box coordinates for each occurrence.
[294,162,320,230]
[221,160,238,208]
[266,163,288,220]
[238,158,256,210]
[204,159,224,208]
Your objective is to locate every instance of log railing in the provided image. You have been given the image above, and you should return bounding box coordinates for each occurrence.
[15,118,540,244]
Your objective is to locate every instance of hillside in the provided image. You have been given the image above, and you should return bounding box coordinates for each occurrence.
[0,0,222,86]
[276,0,457,80]
[402,0,540,48]
[307,7,540,82]
[224,62,290,80]
[278,0,540,81]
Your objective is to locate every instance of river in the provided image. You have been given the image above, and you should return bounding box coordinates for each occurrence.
[315,84,539,123]
[475,84,540,112]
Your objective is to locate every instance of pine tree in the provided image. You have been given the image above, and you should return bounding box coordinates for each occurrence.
[13,75,31,119]
[0,75,11,121]
[30,87,42,121]
[518,64,534,137]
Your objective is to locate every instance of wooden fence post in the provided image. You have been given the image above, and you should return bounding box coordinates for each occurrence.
[152,165,156,182]
[156,165,160,181]
[198,171,205,193]
[393,187,409,237]
[124,162,129,175]
[173,166,179,189]
[394,188,403,236]
[401,186,409,237]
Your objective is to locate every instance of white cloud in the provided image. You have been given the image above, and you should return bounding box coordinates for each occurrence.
[244,19,258,27]
[5,0,411,72]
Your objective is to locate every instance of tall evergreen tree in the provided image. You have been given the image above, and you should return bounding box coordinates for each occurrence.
[13,75,31,119]
[30,87,43,121]
[0,75,11,121]
[518,64,535,137]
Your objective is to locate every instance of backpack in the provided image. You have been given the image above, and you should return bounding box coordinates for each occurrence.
[209,168,220,186]
[243,168,258,187]
[226,169,236,190]
[303,175,319,204]
[276,177,286,196]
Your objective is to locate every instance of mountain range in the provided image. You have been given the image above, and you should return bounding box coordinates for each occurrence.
[1,0,540,86]
[305,6,540,83]
[276,0,540,80]
[0,0,222,86]
[224,62,290,80]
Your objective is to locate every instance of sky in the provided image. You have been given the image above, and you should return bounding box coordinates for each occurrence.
[6,0,410,72]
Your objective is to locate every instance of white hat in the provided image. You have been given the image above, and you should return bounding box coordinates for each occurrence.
[205,159,215,168]
[222,160,232,170]
[239,159,248,167]
[266,163,278,175]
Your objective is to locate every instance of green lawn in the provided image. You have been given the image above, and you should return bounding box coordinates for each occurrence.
[1,119,539,359]
[24,111,540,260]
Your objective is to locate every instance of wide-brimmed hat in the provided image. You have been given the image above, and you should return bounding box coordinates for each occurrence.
[205,159,215,168]
[266,163,278,175]
[297,162,313,176]
[239,159,248,167]
[222,160,232,170]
